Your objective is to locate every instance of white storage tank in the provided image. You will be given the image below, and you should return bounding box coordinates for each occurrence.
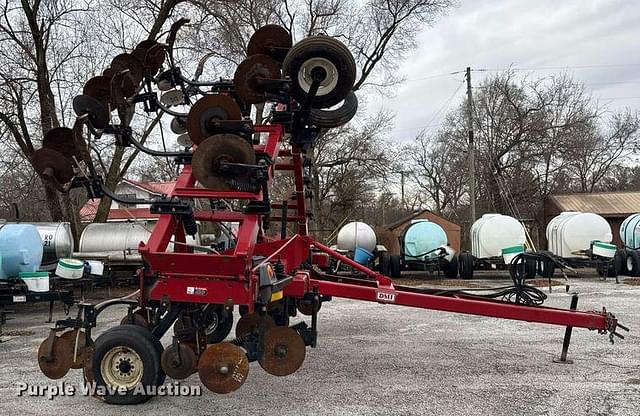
[546,212,613,258]
[471,214,526,259]
[620,213,640,249]
[3,222,74,270]
[336,222,377,252]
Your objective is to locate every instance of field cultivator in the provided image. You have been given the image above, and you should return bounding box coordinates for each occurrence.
[32,20,628,404]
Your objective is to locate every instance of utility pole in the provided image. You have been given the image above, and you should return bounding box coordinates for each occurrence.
[465,66,476,224]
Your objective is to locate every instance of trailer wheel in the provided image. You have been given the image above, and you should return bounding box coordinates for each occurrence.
[91,325,165,405]
[444,255,458,279]
[614,249,626,276]
[458,252,474,279]
[380,252,391,276]
[624,249,640,276]
[283,36,356,108]
[389,254,401,278]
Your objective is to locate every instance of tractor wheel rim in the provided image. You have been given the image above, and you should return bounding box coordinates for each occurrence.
[298,57,338,96]
[205,312,220,336]
[100,346,143,389]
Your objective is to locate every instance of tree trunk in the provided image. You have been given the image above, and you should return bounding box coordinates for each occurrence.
[93,145,125,223]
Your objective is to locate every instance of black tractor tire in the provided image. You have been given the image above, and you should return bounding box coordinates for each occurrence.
[203,306,234,344]
[91,325,165,405]
[283,36,356,108]
[389,254,402,278]
[458,251,474,280]
[380,252,391,276]
[308,90,358,127]
[624,249,640,276]
[444,255,459,279]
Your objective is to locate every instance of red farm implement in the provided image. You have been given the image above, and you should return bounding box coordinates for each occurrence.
[33,20,627,404]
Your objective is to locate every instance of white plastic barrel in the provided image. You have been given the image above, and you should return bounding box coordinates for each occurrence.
[336,222,377,252]
[546,212,613,258]
[471,214,526,258]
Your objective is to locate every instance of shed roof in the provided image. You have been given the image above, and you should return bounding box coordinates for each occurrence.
[549,191,640,217]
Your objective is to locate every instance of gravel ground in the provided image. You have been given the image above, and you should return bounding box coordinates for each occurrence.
[0,277,638,416]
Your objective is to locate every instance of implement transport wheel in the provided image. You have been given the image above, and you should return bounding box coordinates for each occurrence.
[458,251,474,279]
[203,306,234,344]
[283,36,356,108]
[308,90,358,128]
[91,325,165,405]
[161,343,198,380]
[235,313,275,338]
[38,335,73,380]
[120,308,153,329]
[624,249,640,276]
[259,326,306,376]
[198,342,249,394]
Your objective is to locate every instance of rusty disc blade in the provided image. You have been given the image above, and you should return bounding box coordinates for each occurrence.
[43,127,78,159]
[171,116,188,134]
[73,94,111,129]
[83,76,112,106]
[186,95,242,145]
[102,66,116,78]
[111,53,144,84]
[233,54,282,104]
[258,326,306,376]
[38,335,73,379]
[32,148,74,184]
[82,344,96,387]
[234,313,275,339]
[111,70,138,103]
[197,342,249,394]
[133,40,166,73]
[191,134,256,191]
[59,329,90,369]
[177,134,192,147]
[247,25,292,61]
[161,343,198,380]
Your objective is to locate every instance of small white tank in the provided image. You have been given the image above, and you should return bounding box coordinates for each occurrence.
[546,212,612,258]
[336,222,376,252]
[471,214,526,258]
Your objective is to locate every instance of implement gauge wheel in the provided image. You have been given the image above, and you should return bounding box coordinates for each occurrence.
[283,36,356,108]
[90,325,165,405]
[203,306,234,344]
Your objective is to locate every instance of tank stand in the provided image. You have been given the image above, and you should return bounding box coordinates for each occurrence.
[553,293,579,364]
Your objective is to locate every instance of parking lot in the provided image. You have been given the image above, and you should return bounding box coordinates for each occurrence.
[0,276,638,416]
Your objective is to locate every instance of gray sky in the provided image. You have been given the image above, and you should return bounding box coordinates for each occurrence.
[369,0,640,142]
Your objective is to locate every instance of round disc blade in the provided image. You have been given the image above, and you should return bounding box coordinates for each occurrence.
[59,329,90,369]
[161,89,186,107]
[83,76,112,106]
[171,116,188,134]
[192,134,256,190]
[43,127,78,159]
[73,95,110,129]
[177,133,192,147]
[38,335,73,379]
[247,25,292,61]
[235,313,275,339]
[259,326,306,376]
[233,54,282,104]
[161,343,198,380]
[111,53,144,84]
[32,148,74,184]
[186,95,242,145]
[197,342,249,394]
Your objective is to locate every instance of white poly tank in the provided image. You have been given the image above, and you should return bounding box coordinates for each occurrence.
[620,213,640,249]
[546,212,612,258]
[471,214,526,258]
[336,222,377,252]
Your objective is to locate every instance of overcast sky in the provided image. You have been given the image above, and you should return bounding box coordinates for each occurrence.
[369,0,640,142]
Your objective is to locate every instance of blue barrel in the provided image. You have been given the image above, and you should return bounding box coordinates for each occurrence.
[402,220,448,261]
[0,224,44,279]
[353,247,374,265]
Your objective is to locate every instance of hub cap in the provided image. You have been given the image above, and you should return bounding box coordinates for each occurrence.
[298,57,338,96]
[100,347,143,389]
